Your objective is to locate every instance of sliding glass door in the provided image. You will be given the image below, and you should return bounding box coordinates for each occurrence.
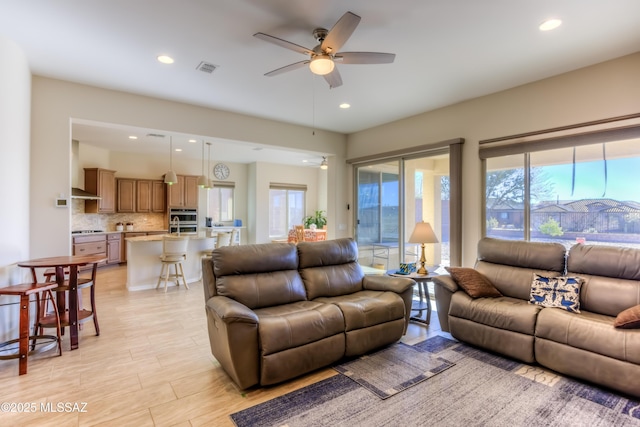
[355,153,450,271]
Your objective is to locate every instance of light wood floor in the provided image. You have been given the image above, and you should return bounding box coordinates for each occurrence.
[0,264,444,426]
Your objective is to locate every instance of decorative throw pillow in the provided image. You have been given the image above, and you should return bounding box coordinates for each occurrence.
[614,304,640,329]
[529,274,582,313]
[445,267,502,298]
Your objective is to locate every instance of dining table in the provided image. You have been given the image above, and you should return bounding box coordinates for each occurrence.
[17,254,106,350]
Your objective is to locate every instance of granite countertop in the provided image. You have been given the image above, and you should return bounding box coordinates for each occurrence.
[126,233,213,242]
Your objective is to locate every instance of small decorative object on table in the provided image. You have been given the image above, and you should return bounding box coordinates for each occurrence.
[398,262,416,275]
[303,210,327,230]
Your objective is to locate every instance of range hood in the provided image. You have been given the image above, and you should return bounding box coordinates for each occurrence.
[71,187,101,200]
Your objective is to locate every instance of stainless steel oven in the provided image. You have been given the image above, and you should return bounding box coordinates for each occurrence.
[169,208,198,233]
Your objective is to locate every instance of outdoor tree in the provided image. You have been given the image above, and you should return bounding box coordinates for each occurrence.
[485,167,554,208]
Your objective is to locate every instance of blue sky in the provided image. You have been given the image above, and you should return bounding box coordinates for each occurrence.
[542,157,640,202]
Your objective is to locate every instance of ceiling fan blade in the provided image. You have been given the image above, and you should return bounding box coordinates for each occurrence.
[321,11,361,54]
[254,32,314,56]
[323,67,343,89]
[335,52,396,64]
[264,60,310,77]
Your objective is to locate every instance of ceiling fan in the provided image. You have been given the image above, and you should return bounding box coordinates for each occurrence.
[254,11,395,88]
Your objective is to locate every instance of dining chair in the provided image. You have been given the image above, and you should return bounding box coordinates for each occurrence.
[216,232,232,248]
[294,225,305,243]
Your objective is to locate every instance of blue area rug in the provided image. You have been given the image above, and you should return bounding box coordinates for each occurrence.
[230,335,640,427]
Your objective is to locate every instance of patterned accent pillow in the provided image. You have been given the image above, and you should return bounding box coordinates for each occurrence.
[614,304,640,329]
[445,267,502,298]
[529,274,582,313]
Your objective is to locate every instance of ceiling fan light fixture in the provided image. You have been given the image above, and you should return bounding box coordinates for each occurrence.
[309,55,335,75]
[320,156,328,170]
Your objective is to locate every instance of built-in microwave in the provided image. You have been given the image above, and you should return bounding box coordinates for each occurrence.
[169,208,197,233]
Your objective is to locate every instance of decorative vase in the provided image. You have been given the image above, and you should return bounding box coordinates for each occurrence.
[309,224,317,230]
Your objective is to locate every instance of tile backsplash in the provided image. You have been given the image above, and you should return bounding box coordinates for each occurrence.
[72,199,167,232]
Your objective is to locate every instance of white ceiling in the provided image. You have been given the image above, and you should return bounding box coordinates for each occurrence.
[2,0,640,164]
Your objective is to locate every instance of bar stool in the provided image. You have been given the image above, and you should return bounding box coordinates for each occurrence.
[0,283,62,375]
[157,236,190,292]
[41,262,100,337]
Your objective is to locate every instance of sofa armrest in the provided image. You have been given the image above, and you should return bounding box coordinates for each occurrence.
[205,296,260,389]
[206,296,259,324]
[363,275,415,293]
[432,275,458,332]
[432,275,459,293]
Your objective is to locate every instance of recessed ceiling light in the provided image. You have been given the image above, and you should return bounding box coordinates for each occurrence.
[339,103,351,109]
[175,148,182,152]
[157,55,174,64]
[128,136,138,140]
[539,18,562,31]
[188,139,197,143]
[302,159,309,163]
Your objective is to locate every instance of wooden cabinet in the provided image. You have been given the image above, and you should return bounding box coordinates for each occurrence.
[167,175,199,209]
[184,175,199,208]
[116,179,166,213]
[73,234,108,267]
[151,180,166,212]
[107,233,122,264]
[117,178,136,213]
[84,168,116,213]
[136,180,151,212]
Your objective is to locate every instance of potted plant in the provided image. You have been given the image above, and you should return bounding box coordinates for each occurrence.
[303,210,327,230]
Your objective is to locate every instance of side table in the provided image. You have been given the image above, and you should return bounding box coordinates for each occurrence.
[388,269,439,324]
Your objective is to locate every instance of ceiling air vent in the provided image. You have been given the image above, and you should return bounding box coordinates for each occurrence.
[146,133,166,138]
[196,61,218,74]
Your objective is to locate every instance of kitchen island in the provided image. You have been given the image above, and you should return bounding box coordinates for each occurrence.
[125,233,215,291]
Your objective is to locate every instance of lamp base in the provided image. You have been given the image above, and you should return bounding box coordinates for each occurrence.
[417,243,429,276]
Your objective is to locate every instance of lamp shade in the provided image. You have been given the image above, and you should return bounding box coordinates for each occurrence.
[164,170,177,186]
[197,174,208,188]
[309,55,335,75]
[408,221,439,244]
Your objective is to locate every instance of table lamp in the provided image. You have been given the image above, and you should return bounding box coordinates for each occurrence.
[408,221,439,276]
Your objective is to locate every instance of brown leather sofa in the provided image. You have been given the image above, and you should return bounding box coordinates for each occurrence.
[433,237,640,398]
[202,237,415,389]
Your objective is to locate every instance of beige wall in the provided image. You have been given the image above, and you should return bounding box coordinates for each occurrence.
[0,37,31,287]
[30,77,348,257]
[347,52,640,266]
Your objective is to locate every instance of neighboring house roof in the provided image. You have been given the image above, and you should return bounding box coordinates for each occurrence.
[532,198,640,214]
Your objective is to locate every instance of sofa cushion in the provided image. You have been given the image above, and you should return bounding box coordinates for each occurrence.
[449,292,541,335]
[614,304,640,329]
[445,267,502,298]
[529,274,582,313]
[314,290,405,332]
[474,238,566,300]
[254,301,345,355]
[536,307,640,365]
[567,243,640,316]
[213,243,307,309]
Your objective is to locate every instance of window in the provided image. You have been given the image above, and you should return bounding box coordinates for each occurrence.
[208,182,234,223]
[269,183,306,238]
[482,119,640,249]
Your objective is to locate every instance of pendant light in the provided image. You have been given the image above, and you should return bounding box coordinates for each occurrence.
[164,136,178,185]
[206,142,213,189]
[197,140,208,188]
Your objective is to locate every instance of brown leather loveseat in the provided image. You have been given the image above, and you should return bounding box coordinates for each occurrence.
[433,237,640,398]
[202,238,415,389]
